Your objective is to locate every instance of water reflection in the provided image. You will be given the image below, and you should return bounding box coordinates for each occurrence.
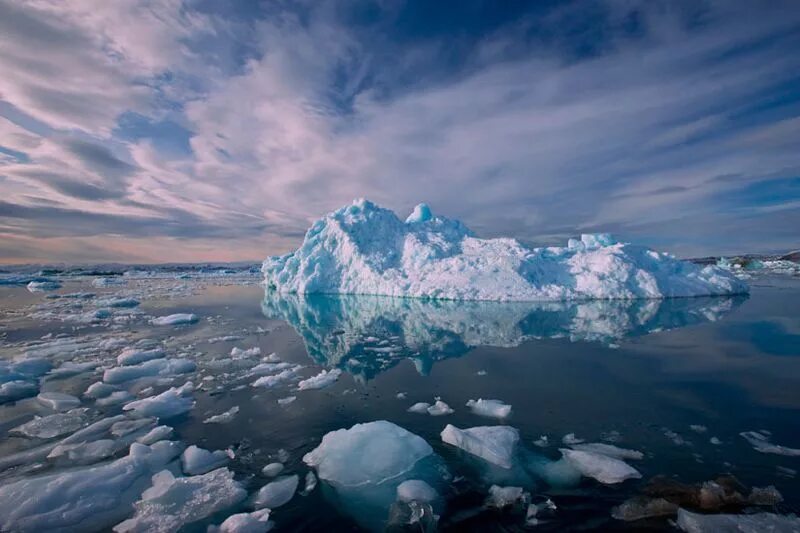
[262,292,745,380]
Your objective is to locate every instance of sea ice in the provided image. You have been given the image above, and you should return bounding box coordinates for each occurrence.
[297,368,342,390]
[0,442,181,532]
[569,442,644,460]
[301,471,318,495]
[397,479,438,503]
[485,485,528,509]
[676,508,800,532]
[0,380,38,403]
[231,346,261,358]
[740,431,800,456]
[181,445,230,475]
[114,468,247,533]
[254,475,299,509]
[204,406,240,424]
[118,348,165,366]
[27,280,62,292]
[208,509,272,533]
[151,313,199,326]
[408,398,454,416]
[263,199,747,301]
[277,395,296,405]
[560,448,641,484]
[123,385,195,419]
[11,409,90,439]
[466,398,512,419]
[36,391,81,411]
[85,381,118,399]
[440,424,519,468]
[261,462,284,477]
[103,358,195,384]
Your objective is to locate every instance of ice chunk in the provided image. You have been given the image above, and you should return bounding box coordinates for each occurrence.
[263,199,747,301]
[181,445,230,475]
[562,433,584,445]
[36,391,81,411]
[301,471,318,495]
[103,358,196,384]
[569,442,643,460]
[261,462,284,477]
[231,346,261,358]
[252,366,302,388]
[85,381,118,399]
[440,424,519,468]
[114,468,247,533]
[405,203,433,224]
[0,442,181,532]
[397,479,438,503]
[740,431,800,456]
[137,425,173,445]
[118,348,165,366]
[612,497,678,521]
[97,390,135,406]
[209,509,272,533]
[11,409,90,439]
[304,421,434,487]
[254,475,299,509]
[560,448,641,484]
[0,380,38,403]
[49,361,98,378]
[151,313,198,326]
[676,508,800,532]
[27,280,61,292]
[466,398,512,419]
[485,485,528,509]
[297,368,342,390]
[204,406,240,424]
[123,386,195,419]
[277,396,296,406]
[408,398,454,416]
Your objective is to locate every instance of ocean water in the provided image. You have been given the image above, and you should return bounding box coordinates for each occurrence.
[0,267,798,531]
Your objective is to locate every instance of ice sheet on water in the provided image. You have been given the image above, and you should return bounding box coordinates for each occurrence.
[441,424,520,469]
[560,448,642,484]
[297,368,342,390]
[0,380,38,403]
[466,398,512,419]
[261,462,284,477]
[181,445,230,475]
[114,468,247,533]
[569,442,644,460]
[0,442,181,532]
[118,348,165,366]
[254,474,299,509]
[104,358,196,384]
[231,346,261,358]
[123,385,195,419]
[676,508,800,532]
[150,313,198,326]
[209,509,272,533]
[11,408,91,439]
[263,199,747,301]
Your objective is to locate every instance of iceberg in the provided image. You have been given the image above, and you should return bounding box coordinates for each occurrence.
[263,199,747,301]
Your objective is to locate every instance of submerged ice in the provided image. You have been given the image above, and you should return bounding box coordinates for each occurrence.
[264,199,746,301]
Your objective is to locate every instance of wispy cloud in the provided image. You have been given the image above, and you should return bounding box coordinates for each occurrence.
[1,0,799,263]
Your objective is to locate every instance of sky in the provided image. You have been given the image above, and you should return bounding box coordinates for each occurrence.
[1,0,799,265]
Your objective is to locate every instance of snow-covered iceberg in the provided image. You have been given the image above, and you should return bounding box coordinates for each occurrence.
[263,199,747,301]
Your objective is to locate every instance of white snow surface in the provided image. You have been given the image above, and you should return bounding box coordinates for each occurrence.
[263,199,747,301]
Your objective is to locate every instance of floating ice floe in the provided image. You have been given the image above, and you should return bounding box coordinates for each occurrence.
[252,366,303,388]
[440,424,519,469]
[301,471,318,495]
[97,297,140,308]
[36,391,81,411]
[151,313,199,326]
[466,398,512,419]
[0,380,39,403]
[208,509,272,533]
[263,199,747,301]
[304,420,447,531]
[27,280,62,292]
[254,475,299,509]
[261,462,284,477]
[231,346,261,358]
[297,368,342,390]
[0,442,182,532]
[123,384,195,419]
[676,508,800,532]
[11,409,91,439]
[740,431,800,456]
[396,479,438,503]
[181,445,230,475]
[408,398,454,416]
[569,442,643,460]
[114,468,247,532]
[204,405,240,424]
[103,358,196,384]
[560,448,641,484]
[118,348,165,366]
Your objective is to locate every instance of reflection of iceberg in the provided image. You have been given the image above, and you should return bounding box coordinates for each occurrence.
[262,291,745,380]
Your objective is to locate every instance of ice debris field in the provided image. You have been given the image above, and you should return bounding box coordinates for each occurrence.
[263,199,747,301]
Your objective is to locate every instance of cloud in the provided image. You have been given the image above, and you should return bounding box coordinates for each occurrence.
[1,0,799,263]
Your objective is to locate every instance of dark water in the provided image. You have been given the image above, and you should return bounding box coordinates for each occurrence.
[0,273,799,531]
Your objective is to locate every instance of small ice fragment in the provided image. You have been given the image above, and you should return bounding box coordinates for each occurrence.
[485,485,527,509]
[118,348,165,366]
[466,398,512,419]
[11,409,90,439]
[97,391,135,406]
[297,368,342,390]
[84,381,118,399]
[405,203,432,223]
[612,497,678,521]
[254,475,299,509]
[208,509,272,533]
[562,433,584,445]
[204,406,240,424]
[36,391,81,411]
[709,437,721,445]
[396,392,407,400]
[476,370,487,376]
[440,424,519,468]
[123,385,195,419]
[27,280,61,292]
[277,396,296,406]
[261,463,284,477]
[397,479,437,503]
[137,425,173,445]
[740,431,800,456]
[150,313,198,326]
[301,471,318,496]
[181,445,230,475]
[776,466,796,478]
[533,436,549,447]
[426,399,454,416]
[276,449,290,463]
[676,508,800,532]
[689,425,707,433]
[560,448,641,484]
[231,347,261,358]
[407,402,431,414]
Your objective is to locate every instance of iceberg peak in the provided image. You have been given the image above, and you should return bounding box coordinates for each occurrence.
[406,203,433,224]
[263,200,748,301]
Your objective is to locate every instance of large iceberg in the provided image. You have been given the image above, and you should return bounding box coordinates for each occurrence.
[263,199,747,301]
